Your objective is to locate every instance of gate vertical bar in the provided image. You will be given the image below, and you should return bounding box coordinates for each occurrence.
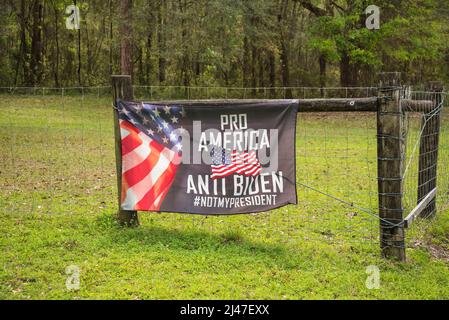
[377,72,406,261]
[417,82,443,219]
[112,75,139,226]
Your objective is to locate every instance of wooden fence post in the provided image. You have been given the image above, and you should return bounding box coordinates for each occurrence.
[417,82,444,219]
[377,72,406,261]
[112,75,139,226]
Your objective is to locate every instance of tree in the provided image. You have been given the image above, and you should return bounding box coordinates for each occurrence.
[298,0,334,88]
[0,0,448,87]
[14,0,30,86]
[30,0,44,85]
[119,0,133,75]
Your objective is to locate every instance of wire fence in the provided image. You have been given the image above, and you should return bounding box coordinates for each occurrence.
[0,85,379,99]
[402,91,449,245]
[134,86,380,246]
[0,85,447,252]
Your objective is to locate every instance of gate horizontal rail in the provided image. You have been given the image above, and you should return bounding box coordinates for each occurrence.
[140,97,435,114]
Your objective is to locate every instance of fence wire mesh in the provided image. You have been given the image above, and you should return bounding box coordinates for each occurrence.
[0,85,447,254]
[133,86,381,246]
[402,90,449,245]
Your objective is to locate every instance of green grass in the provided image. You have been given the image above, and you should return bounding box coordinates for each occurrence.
[1,94,449,299]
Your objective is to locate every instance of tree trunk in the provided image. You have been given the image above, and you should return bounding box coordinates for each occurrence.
[157,0,166,83]
[280,40,291,98]
[72,0,82,85]
[250,45,257,96]
[30,0,44,85]
[109,0,114,76]
[86,11,92,79]
[319,54,326,96]
[145,32,152,84]
[120,0,133,76]
[268,50,276,98]
[258,51,265,93]
[178,0,189,88]
[340,51,351,87]
[138,45,145,84]
[53,2,60,87]
[278,0,292,98]
[242,36,250,87]
[15,0,29,86]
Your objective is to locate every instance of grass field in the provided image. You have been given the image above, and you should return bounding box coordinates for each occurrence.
[1,94,449,299]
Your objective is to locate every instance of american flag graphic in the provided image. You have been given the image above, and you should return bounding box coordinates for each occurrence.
[117,100,186,211]
[211,146,262,179]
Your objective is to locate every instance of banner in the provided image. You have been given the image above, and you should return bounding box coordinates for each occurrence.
[116,99,298,215]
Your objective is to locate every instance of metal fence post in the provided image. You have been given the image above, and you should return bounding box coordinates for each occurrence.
[111,75,139,226]
[377,72,406,261]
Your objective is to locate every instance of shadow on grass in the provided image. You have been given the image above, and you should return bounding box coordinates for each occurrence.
[99,215,303,269]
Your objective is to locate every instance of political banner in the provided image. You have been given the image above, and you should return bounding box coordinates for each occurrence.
[116,99,298,215]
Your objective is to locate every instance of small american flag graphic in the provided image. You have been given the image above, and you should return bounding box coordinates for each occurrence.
[117,101,185,211]
[211,146,262,179]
